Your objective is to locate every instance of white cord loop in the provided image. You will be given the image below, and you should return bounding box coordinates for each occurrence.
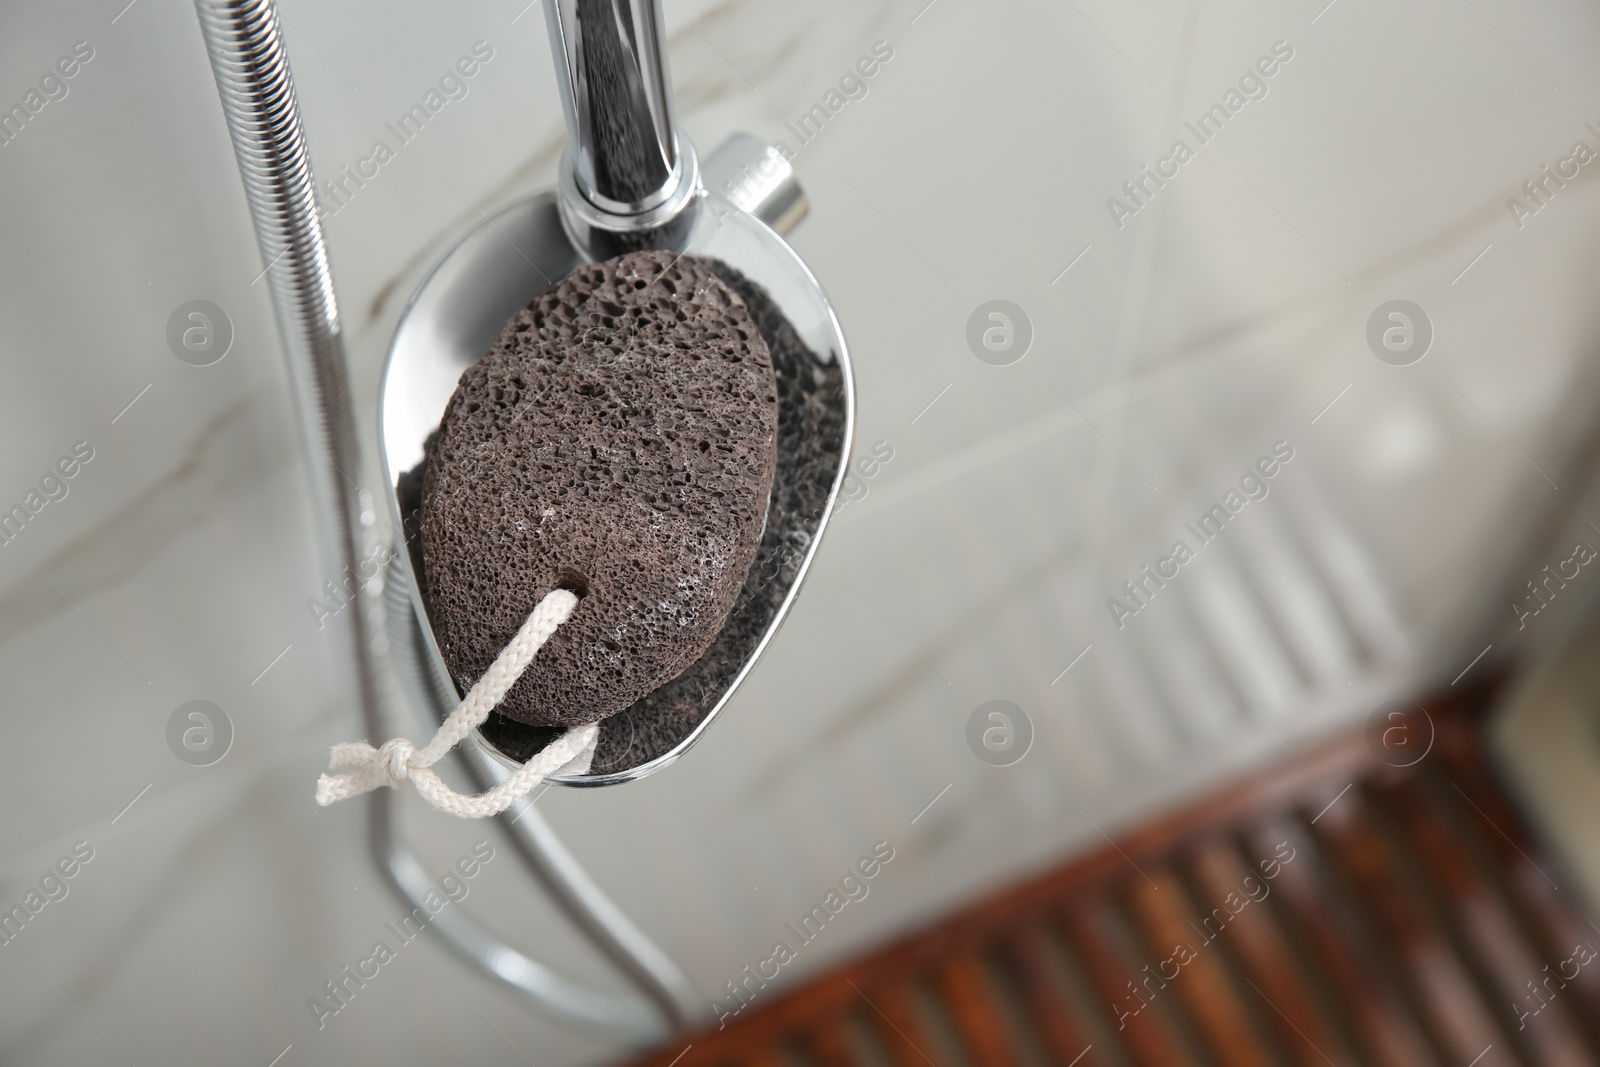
[316,588,597,819]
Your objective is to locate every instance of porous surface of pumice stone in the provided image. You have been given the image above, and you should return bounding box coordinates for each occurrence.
[420,250,778,727]
[585,263,845,772]
[473,261,846,773]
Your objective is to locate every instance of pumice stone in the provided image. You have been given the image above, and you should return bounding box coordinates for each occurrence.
[420,250,779,727]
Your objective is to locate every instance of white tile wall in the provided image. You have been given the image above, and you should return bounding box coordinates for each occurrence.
[4,0,1600,1062]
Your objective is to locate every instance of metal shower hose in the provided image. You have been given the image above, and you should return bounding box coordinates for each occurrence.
[192,0,695,1041]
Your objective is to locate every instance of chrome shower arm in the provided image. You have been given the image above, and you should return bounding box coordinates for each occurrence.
[370,789,667,1040]
[396,567,700,1030]
[542,0,700,249]
[544,0,682,213]
[462,742,700,1032]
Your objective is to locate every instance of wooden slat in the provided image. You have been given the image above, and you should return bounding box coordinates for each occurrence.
[853,981,943,1067]
[799,1015,864,1066]
[1377,771,1592,1067]
[931,952,1020,1067]
[735,1048,792,1067]
[836,1012,900,1067]
[1122,868,1276,1067]
[972,944,1063,1067]
[1247,820,1439,1067]
[1185,837,1350,1067]
[1358,773,1535,1065]
[1001,927,1111,1067]
[1425,733,1600,1057]
[1310,783,1511,1065]
[1060,902,1206,1067]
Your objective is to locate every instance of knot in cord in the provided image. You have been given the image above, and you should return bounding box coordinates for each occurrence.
[315,588,599,819]
[375,738,417,787]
